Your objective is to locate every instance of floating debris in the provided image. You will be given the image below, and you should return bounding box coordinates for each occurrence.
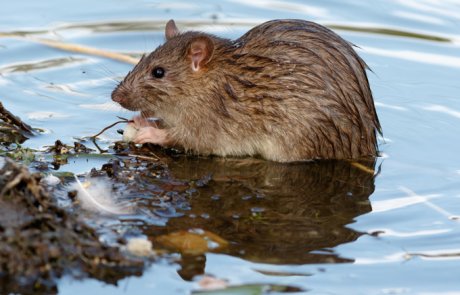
[71,176,134,215]
[193,283,305,294]
[126,238,156,257]
[0,102,34,145]
[40,173,61,186]
[197,275,229,291]
[156,229,229,255]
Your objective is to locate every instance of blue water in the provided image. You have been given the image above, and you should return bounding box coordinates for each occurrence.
[2,0,460,294]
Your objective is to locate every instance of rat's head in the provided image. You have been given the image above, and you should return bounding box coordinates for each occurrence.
[111,20,216,117]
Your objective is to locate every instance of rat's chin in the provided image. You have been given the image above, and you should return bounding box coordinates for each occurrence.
[117,101,139,112]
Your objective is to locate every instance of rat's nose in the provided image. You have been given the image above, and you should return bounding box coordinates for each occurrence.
[111,81,126,103]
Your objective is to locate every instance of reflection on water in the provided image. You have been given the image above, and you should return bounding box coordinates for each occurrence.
[134,154,377,278]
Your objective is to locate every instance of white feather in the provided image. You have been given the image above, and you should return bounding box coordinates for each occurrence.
[72,176,133,215]
[41,174,61,186]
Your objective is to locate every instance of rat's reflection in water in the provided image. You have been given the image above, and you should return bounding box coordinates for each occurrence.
[143,154,377,280]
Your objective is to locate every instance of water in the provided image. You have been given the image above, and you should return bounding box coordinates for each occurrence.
[2,0,460,294]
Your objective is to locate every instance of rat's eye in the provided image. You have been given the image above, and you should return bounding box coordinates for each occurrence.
[152,67,165,78]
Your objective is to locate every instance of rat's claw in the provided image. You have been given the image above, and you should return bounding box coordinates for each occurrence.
[134,126,168,145]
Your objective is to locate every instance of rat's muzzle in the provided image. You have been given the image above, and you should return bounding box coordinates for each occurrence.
[111,83,138,111]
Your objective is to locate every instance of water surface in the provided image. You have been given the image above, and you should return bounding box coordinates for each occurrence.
[1,0,460,294]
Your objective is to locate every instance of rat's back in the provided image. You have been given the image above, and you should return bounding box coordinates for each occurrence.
[226,19,381,160]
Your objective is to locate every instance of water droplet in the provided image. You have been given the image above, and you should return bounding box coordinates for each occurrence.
[242,195,252,200]
[251,207,265,213]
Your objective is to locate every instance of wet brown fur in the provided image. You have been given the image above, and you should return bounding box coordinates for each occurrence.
[112,19,381,162]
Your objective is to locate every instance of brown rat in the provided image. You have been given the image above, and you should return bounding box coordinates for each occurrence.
[112,19,381,162]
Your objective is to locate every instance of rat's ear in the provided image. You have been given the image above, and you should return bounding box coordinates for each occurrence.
[188,36,214,72]
[165,20,180,40]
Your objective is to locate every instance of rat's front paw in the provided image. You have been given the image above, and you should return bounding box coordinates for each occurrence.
[134,126,169,146]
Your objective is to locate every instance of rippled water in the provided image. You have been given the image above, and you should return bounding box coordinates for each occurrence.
[2,0,460,294]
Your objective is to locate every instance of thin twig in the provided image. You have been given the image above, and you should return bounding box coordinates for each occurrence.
[90,137,108,153]
[408,252,460,259]
[350,161,375,175]
[117,116,130,121]
[1,33,140,65]
[128,154,160,161]
[91,119,129,139]
[33,37,140,65]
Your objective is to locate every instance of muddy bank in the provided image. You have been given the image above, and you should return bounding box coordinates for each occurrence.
[0,101,34,144]
[0,157,144,293]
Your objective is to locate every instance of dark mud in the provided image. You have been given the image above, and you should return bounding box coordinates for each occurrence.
[0,101,34,144]
[0,157,144,294]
